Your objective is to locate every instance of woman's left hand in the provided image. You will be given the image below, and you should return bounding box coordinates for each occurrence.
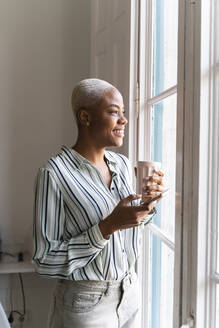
[141,170,165,205]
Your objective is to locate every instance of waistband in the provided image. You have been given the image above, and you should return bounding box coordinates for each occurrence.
[58,269,137,293]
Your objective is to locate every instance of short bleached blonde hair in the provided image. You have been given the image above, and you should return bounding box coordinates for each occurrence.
[71,78,114,125]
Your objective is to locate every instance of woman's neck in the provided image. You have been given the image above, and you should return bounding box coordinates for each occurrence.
[72,140,106,166]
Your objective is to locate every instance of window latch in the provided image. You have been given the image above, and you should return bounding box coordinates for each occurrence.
[180,316,195,328]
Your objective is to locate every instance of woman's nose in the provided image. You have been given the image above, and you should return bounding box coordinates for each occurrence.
[118,114,128,125]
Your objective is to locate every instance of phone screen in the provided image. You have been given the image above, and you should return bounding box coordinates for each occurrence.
[141,189,169,206]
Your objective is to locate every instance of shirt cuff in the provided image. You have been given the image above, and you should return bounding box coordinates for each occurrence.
[87,224,109,249]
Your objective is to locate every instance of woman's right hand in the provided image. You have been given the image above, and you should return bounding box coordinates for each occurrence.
[99,194,157,239]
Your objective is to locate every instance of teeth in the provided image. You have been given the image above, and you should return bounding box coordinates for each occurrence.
[113,129,124,137]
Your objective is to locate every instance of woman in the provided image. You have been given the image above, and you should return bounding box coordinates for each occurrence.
[33,78,164,328]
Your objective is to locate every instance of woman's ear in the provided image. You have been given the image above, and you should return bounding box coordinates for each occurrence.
[77,109,90,127]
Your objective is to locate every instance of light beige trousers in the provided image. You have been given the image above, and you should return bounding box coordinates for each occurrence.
[47,272,140,328]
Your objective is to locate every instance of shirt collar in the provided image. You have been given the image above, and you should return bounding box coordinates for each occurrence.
[61,145,90,167]
[61,146,118,170]
[104,150,118,175]
[104,150,117,166]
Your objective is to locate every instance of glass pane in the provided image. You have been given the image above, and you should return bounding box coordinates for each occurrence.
[151,94,177,241]
[148,233,174,328]
[152,0,178,96]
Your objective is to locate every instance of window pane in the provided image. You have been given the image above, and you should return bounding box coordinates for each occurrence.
[148,233,174,328]
[152,0,178,96]
[151,94,177,241]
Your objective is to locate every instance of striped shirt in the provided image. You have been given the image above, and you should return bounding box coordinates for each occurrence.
[33,145,154,281]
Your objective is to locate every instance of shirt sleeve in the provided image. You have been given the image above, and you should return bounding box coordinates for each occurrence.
[33,168,109,278]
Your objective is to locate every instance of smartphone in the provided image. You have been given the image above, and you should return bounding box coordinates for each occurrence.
[140,189,169,206]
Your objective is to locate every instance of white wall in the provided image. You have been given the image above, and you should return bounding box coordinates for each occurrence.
[90,0,132,158]
[0,0,91,327]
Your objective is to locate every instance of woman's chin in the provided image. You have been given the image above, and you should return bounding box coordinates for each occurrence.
[104,136,124,148]
[112,139,124,148]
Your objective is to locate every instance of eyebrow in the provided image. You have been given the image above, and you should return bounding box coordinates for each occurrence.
[105,104,124,109]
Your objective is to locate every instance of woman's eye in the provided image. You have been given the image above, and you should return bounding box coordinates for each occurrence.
[110,110,118,115]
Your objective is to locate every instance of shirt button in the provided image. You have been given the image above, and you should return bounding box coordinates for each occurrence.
[111,187,114,191]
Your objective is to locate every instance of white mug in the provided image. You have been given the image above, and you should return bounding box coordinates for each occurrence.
[136,161,161,195]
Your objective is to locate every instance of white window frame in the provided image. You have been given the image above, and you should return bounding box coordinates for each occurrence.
[136,1,181,327]
[132,0,219,327]
[178,1,218,327]
[194,0,219,327]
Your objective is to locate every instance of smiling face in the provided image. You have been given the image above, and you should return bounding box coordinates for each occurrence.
[86,87,128,148]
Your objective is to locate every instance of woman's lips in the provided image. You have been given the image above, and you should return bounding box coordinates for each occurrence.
[112,129,125,137]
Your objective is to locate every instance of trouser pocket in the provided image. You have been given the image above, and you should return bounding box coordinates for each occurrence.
[63,289,105,313]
